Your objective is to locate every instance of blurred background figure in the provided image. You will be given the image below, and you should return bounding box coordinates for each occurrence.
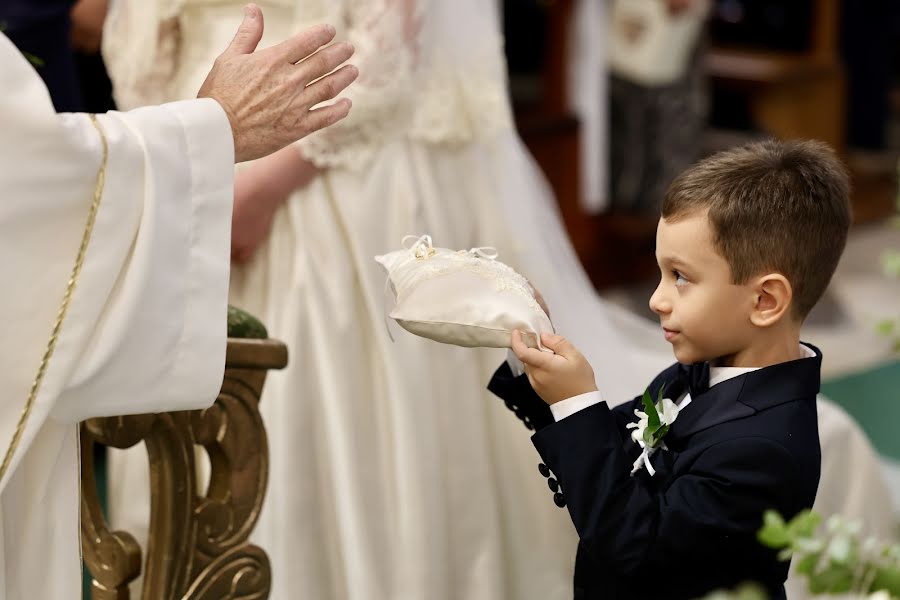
[606,0,711,217]
[0,0,114,113]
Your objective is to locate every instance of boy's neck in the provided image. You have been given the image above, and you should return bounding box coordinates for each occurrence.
[713,326,803,369]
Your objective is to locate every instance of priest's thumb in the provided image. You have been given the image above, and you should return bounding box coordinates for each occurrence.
[223,4,264,57]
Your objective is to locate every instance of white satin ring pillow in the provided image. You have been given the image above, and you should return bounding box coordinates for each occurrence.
[376,235,553,350]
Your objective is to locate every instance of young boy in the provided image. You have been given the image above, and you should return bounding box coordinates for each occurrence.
[489,139,851,600]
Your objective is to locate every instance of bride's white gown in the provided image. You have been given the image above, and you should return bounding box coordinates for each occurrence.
[104,2,669,598]
[101,1,895,599]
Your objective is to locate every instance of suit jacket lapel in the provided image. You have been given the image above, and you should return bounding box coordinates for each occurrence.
[667,343,823,442]
[668,377,755,441]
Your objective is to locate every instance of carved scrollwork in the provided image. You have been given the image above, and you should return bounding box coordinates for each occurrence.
[182,544,271,600]
[81,338,287,600]
[191,371,268,559]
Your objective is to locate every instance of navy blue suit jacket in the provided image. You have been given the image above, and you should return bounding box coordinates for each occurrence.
[488,345,822,600]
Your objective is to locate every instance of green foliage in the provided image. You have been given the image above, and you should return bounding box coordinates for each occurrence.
[697,582,768,600]
[641,386,670,447]
[757,510,900,598]
[876,163,900,353]
[226,305,268,339]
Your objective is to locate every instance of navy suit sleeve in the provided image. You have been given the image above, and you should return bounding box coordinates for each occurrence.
[532,402,800,579]
[487,362,554,431]
[487,362,645,432]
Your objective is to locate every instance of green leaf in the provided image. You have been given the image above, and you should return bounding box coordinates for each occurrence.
[642,389,661,433]
[877,319,897,336]
[758,510,791,548]
[869,566,900,596]
[787,510,821,538]
[794,552,819,575]
[807,564,854,594]
[652,424,670,445]
[22,51,44,67]
[883,250,900,278]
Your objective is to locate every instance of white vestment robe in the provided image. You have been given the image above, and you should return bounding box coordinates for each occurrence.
[0,33,234,599]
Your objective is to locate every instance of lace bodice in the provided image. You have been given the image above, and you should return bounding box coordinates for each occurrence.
[103,0,514,170]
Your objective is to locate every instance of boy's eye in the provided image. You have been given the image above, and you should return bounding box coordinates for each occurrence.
[673,270,688,286]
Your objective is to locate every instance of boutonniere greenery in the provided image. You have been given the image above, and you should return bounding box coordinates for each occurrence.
[626,385,680,476]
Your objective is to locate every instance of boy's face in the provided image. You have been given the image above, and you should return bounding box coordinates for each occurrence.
[649,211,755,365]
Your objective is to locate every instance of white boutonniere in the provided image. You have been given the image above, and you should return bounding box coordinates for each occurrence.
[626,386,680,476]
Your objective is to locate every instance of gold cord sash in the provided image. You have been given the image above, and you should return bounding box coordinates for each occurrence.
[0,114,108,482]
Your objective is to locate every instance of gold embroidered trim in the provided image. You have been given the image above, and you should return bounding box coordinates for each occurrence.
[0,113,108,482]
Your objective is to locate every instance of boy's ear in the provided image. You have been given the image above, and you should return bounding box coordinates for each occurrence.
[749,273,793,327]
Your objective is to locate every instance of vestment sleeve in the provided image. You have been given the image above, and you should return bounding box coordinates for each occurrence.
[0,34,234,489]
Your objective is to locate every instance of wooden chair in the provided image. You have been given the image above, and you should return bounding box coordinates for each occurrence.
[81,309,287,599]
[705,0,846,151]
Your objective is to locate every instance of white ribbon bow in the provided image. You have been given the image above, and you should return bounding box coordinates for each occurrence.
[467,246,498,260]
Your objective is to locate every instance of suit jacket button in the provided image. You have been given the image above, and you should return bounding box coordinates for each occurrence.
[553,492,566,508]
[538,463,551,478]
[548,477,559,492]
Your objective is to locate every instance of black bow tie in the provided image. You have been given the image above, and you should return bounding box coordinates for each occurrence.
[678,361,711,399]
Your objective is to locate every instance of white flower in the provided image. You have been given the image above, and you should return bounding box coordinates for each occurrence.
[626,397,680,477]
[626,409,649,443]
[659,397,680,427]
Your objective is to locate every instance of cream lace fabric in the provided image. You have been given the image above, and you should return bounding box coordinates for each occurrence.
[103,0,187,108]
[103,0,514,170]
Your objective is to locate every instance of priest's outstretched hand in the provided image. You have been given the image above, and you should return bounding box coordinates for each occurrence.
[197,3,358,163]
[511,330,598,405]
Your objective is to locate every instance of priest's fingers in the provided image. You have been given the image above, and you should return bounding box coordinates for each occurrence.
[267,23,338,65]
[300,99,353,136]
[511,330,553,368]
[221,4,264,59]
[300,64,358,111]
[293,42,355,87]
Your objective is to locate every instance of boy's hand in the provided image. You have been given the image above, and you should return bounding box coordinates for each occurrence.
[511,330,598,405]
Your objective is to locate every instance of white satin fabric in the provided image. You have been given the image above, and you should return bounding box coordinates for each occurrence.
[377,236,554,350]
[0,33,234,599]
[101,1,895,598]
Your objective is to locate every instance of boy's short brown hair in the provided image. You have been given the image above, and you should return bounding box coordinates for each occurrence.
[662,139,851,319]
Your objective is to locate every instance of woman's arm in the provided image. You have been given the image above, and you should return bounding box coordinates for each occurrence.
[230,146,319,263]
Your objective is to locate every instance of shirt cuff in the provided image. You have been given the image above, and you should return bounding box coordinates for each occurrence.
[550,390,604,422]
[506,349,525,377]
